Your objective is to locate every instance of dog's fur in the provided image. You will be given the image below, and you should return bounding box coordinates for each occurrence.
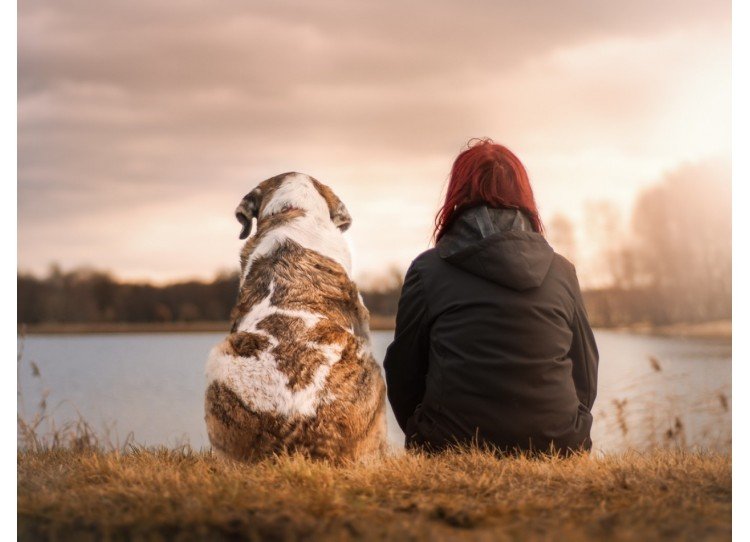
[205,172,387,462]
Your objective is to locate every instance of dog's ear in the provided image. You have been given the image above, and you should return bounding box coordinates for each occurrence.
[311,179,352,232]
[331,200,352,232]
[235,188,261,240]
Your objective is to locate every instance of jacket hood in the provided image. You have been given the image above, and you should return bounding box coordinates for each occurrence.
[436,206,554,290]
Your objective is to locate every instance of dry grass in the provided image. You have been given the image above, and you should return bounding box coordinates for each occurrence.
[18,447,730,541]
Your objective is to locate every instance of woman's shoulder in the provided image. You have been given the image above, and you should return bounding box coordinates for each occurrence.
[547,252,583,298]
[398,249,449,290]
[407,248,446,276]
[550,252,576,276]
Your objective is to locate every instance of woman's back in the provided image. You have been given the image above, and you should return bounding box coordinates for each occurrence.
[384,205,598,454]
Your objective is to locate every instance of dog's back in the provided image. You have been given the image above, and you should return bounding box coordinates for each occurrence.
[205,173,386,462]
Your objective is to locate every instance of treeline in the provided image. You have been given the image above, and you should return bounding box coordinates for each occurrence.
[17,267,239,325]
[16,265,402,326]
[17,264,729,330]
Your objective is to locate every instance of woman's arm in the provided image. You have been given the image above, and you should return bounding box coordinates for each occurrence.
[568,275,599,410]
[383,262,431,432]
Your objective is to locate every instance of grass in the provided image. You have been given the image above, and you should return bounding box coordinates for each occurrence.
[18,447,730,541]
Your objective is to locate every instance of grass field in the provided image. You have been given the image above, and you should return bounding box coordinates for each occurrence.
[18,447,731,541]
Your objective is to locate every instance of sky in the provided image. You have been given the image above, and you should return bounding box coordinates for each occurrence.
[18,0,731,286]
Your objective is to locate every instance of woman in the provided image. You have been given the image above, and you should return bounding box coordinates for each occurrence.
[383,139,598,455]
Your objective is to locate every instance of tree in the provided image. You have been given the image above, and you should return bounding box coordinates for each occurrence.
[584,200,630,288]
[547,213,577,265]
[631,160,731,323]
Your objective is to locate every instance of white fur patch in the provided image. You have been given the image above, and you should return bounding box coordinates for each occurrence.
[205,281,341,418]
[205,347,339,418]
[261,173,331,220]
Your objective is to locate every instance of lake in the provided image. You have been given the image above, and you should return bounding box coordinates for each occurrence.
[17,330,731,454]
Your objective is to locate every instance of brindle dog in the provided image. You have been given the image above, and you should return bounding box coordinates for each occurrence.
[205,172,387,462]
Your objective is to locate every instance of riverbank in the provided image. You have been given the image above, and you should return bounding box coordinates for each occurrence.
[18,320,230,335]
[612,319,732,340]
[18,448,730,541]
[17,315,397,335]
[16,317,731,338]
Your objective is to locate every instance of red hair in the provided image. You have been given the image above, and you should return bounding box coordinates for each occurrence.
[434,138,543,242]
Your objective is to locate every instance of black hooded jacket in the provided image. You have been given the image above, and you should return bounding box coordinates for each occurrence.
[383,206,599,454]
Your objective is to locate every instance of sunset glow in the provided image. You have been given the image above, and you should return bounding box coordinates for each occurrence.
[18,1,730,286]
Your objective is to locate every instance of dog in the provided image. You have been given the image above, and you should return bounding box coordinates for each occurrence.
[205,172,387,462]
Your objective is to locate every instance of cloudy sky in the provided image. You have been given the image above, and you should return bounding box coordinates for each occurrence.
[18,0,730,285]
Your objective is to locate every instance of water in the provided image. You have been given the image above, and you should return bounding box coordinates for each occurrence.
[18,330,731,453]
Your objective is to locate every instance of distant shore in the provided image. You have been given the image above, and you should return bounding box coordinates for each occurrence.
[610,319,731,340]
[18,317,730,339]
[17,315,398,335]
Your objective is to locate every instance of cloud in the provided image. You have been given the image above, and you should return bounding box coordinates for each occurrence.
[18,0,730,282]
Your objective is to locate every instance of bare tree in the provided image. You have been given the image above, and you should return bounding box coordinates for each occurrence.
[631,160,731,323]
[584,200,631,288]
[547,213,577,265]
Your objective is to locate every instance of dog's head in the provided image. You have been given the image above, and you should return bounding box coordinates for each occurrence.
[235,172,352,240]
